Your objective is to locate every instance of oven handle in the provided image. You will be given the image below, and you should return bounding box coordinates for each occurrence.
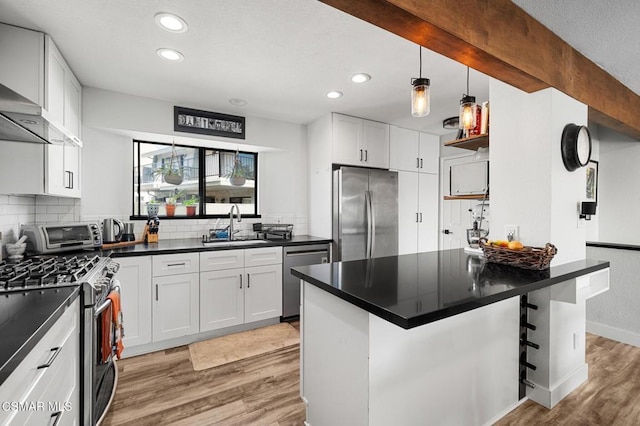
[94,298,112,317]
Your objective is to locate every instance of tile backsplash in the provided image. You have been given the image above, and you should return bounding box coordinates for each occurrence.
[0,194,308,257]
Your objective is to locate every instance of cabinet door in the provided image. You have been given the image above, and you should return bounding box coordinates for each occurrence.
[0,23,44,105]
[419,132,440,174]
[418,173,439,253]
[200,268,244,331]
[244,265,282,323]
[332,114,362,166]
[64,144,81,197]
[390,126,420,172]
[152,273,199,341]
[45,37,65,125]
[362,120,390,169]
[64,72,82,138]
[117,256,152,348]
[46,144,66,195]
[398,171,419,255]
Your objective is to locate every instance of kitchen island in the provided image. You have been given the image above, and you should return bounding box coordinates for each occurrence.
[292,249,610,425]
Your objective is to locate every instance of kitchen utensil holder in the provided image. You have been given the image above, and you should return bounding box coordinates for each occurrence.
[481,240,557,270]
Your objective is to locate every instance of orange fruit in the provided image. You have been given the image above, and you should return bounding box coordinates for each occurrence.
[508,241,524,250]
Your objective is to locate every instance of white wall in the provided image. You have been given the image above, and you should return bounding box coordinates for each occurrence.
[490,80,587,265]
[81,87,309,236]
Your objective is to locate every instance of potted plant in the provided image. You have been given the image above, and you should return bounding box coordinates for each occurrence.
[146,199,160,218]
[152,142,184,185]
[183,196,199,216]
[164,190,184,217]
[228,150,247,186]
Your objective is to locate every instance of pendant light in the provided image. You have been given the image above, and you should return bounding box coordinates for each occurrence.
[411,46,430,117]
[459,66,478,130]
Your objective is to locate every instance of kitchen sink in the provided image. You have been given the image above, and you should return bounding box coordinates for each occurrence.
[202,239,269,247]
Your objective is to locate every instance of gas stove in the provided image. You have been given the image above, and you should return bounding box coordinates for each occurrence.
[0,254,117,305]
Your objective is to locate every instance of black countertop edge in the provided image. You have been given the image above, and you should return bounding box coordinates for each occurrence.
[107,235,332,258]
[587,241,640,252]
[0,287,80,386]
[292,261,610,330]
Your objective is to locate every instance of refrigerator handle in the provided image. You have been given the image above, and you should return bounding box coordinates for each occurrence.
[369,190,376,257]
[365,190,372,258]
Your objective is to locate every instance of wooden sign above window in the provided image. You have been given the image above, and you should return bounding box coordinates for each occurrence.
[174,106,246,139]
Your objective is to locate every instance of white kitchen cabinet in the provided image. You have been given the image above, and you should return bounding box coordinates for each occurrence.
[200,268,245,331]
[398,171,439,254]
[332,113,389,169]
[0,23,44,105]
[0,299,79,425]
[152,253,200,342]
[46,143,81,197]
[390,126,440,174]
[117,256,152,348]
[153,273,200,342]
[199,247,282,332]
[245,264,283,323]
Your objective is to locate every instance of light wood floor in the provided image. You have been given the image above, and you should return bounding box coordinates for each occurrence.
[102,330,640,426]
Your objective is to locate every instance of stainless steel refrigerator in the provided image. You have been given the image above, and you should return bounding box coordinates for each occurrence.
[333,166,398,261]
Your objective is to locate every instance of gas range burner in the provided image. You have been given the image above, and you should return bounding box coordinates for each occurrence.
[0,254,103,293]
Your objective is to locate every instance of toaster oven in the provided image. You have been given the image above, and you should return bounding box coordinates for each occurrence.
[20,223,103,254]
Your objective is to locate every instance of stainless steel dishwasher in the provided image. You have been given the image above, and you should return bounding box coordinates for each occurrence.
[283,243,330,319]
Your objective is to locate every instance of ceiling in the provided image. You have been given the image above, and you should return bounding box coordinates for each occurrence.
[0,0,635,138]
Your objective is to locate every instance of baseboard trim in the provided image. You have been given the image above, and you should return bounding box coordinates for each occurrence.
[528,363,588,408]
[587,321,640,348]
[483,397,529,426]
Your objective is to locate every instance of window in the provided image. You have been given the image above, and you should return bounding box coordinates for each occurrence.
[133,140,258,218]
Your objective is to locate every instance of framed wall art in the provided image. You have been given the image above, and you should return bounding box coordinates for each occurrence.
[585,160,598,203]
[174,106,245,139]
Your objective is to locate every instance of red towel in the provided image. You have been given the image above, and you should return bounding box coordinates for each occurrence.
[107,291,125,359]
[100,303,113,363]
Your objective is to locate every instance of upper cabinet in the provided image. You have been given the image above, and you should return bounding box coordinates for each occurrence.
[389,126,440,174]
[332,113,390,169]
[0,24,83,141]
[0,23,83,198]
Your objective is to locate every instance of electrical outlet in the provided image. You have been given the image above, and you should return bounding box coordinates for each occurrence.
[505,225,519,241]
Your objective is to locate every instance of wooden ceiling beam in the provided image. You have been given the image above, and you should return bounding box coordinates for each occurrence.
[320,0,640,140]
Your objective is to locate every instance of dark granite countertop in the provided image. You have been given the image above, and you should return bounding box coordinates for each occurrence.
[587,241,640,251]
[107,235,332,258]
[291,249,610,329]
[0,286,80,385]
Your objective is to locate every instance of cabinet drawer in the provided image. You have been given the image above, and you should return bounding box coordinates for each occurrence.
[200,249,245,272]
[153,253,199,276]
[0,298,79,425]
[244,247,283,268]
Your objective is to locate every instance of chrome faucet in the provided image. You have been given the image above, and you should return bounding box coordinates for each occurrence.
[229,204,242,240]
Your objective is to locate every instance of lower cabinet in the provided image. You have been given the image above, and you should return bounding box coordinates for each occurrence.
[0,298,79,425]
[117,256,152,348]
[200,247,283,333]
[152,273,199,342]
[200,268,244,331]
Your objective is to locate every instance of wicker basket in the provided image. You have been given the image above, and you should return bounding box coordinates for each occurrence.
[481,241,557,270]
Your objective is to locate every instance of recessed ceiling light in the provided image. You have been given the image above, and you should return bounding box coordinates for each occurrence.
[157,48,184,62]
[326,91,343,99]
[351,73,371,83]
[229,98,247,106]
[155,12,188,33]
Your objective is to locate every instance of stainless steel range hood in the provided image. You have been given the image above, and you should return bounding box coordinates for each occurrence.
[0,83,82,147]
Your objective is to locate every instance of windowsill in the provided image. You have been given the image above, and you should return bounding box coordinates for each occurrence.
[129,214,262,220]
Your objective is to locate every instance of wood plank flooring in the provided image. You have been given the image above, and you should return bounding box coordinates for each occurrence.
[102,330,640,426]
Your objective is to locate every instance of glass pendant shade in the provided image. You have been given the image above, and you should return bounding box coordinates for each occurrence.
[459,95,477,130]
[411,78,430,117]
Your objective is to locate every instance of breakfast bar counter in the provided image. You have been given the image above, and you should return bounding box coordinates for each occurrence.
[292,249,610,425]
